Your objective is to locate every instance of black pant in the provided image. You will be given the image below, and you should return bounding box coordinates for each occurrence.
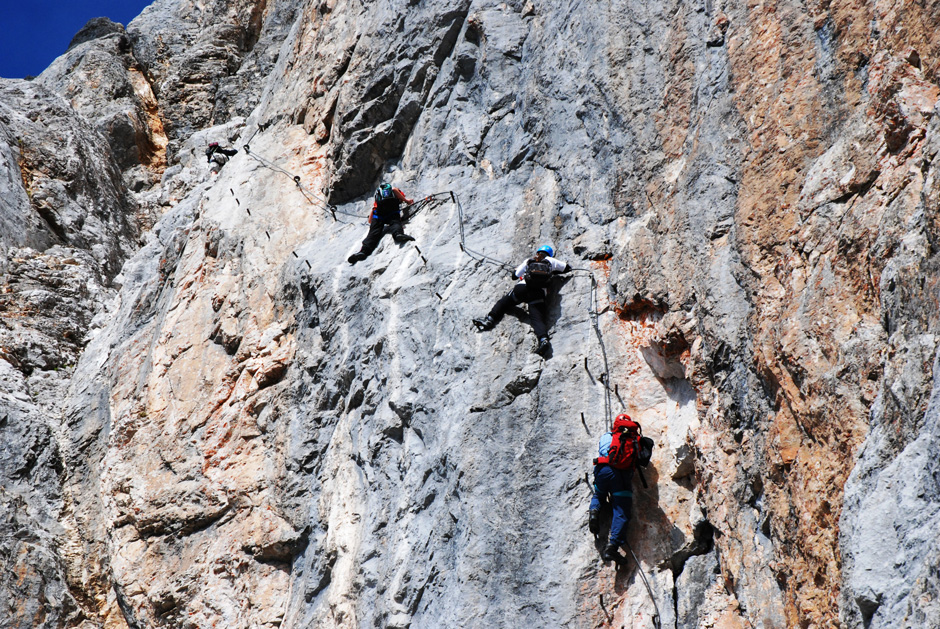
[487,283,549,339]
[359,219,406,255]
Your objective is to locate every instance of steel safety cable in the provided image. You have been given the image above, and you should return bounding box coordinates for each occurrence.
[624,540,662,629]
[404,192,452,222]
[451,191,514,271]
[569,268,613,431]
[241,144,364,221]
[238,120,347,217]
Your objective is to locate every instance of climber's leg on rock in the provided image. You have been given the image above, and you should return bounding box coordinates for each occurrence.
[535,337,551,356]
[603,542,620,562]
[360,220,385,254]
[608,489,632,549]
[350,220,386,263]
[589,480,602,536]
[472,315,495,331]
[388,220,414,243]
[476,284,545,334]
[528,299,551,355]
[593,465,633,557]
[488,293,513,322]
[491,284,528,319]
[475,288,514,331]
[527,299,549,339]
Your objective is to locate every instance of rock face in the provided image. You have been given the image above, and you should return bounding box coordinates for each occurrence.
[1,1,939,628]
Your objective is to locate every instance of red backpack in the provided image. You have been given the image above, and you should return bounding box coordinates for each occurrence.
[596,415,646,470]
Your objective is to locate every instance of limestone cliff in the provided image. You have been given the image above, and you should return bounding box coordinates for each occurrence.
[1,1,938,628]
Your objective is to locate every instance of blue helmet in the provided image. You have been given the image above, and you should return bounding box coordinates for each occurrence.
[536,245,554,257]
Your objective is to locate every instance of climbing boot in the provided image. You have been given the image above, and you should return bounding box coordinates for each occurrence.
[602,543,620,562]
[348,251,367,264]
[393,233,415,243]
[535,337,551,356]
[472,315,495,331]
[589,509,599,536]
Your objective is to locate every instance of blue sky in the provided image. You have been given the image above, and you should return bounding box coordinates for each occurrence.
[0,1,154,78]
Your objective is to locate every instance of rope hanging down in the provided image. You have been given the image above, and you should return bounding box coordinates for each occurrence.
[575,269,613,432]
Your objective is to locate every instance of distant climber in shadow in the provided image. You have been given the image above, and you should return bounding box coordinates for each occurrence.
[348,183,415,264]
[589,414,654,561]
[206,141,238,176]
[472,244,570,356]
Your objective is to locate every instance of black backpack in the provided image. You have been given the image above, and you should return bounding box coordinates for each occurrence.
[374,184,393,202]
[524,259,553,288]
[373,184,401,217]
[637,435,654,467]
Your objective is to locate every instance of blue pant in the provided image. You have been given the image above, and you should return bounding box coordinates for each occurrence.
[590,465,633,546]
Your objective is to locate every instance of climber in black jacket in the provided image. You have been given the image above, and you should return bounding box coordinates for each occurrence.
[348,183,415,263]
[206,142,238,176]
[473,245,570,355]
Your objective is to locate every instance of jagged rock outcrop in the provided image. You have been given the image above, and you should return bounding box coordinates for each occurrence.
[38,17,168,194]
[1,0,939,628]
[0,72,140,629]
[125,0,299,157]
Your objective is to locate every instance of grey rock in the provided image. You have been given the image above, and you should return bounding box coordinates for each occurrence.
[38,22,167,178]
[67,17,126,51]
[0,80,134,374]
[0,360,74,629]
[676,550,719,629]
[0,81,137,276]
[125,0,299,158]
[2,1,940,628]
[840,103,940,629]
[0,61,147,629]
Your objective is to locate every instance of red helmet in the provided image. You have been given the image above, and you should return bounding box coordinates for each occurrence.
[613,413,634,431]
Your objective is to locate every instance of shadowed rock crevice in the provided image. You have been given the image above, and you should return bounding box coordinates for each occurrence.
[327,6,471,203]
